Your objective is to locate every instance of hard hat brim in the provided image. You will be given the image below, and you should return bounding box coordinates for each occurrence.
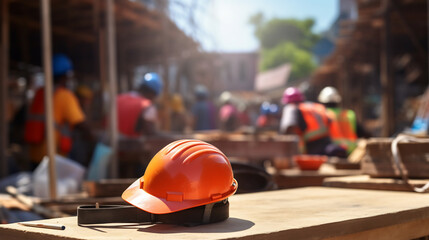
[122,178,238,214]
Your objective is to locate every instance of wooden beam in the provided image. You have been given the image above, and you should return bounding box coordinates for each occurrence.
[391,2,427,64]
[380,0,395,137]
[10,15,96,43]
[0,0,10,178]
[106,0,118,178]
[115,5,160,30]
[40,0,57,199]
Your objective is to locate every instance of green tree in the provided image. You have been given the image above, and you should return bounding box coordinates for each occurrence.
[260,42,316,80]
[249,13,319,79]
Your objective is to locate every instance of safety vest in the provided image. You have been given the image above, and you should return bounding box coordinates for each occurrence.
[326,108,357,153]
[297,102,330,142]
[24,88,72,154]
[117,93,151,137]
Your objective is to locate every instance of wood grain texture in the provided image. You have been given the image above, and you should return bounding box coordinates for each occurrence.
[2,187,429,240]
[324,174,429,192]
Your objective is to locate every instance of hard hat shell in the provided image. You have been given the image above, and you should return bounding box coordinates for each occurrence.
[122,139,238,214]
[219,91,232,104]
[194,84,208,99]
[53,54,73,77]
[170,94,185,113]
[269,104,280,115]
[282,87,304,104]
[318,86,342,103]
[260,101,271,115]
[141,72,163,96]
[76,85,93,99]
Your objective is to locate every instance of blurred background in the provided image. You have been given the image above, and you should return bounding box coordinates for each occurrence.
[1,0,429,202]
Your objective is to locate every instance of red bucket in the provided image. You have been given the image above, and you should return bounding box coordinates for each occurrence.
[293,155,327,171]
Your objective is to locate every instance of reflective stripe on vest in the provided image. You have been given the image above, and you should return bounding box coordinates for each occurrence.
[327,108,357,153]
[24,87,73,154]
[25,112,73,153]
[298,102,329,142]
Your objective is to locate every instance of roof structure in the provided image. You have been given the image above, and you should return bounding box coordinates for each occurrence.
[8,0,198,76]
[254,63,292,92]
[311,0,428,136]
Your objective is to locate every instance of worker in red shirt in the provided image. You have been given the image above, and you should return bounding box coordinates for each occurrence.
[117,72,163,137]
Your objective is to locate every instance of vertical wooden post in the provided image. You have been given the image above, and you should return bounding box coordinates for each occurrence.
[356,74,364,124]
[337,58,345,107]
[380,0,394,137]
[106,0,118,178]
[99,28,107,112]
[0,0,10,178]
[161,0,170,131]
[40,0,57,199]
[427,0,429,89]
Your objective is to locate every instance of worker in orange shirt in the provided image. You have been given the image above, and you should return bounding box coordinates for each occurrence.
[24,54,93,168]
[116,72,163,137]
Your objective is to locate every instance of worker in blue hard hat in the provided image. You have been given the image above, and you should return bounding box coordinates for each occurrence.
[256,101,271,128]
[24,53,94,168]
[117,72,163,137]
[256,101,281,131]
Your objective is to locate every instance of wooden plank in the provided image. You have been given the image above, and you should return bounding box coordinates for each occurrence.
[361,138,429,178]
[324,174,429,192]
[40,0,57,200]
[0,0,9,178]
[273,164,362,189]
[139,134,300,162]
[2,187,429,239]
[10,16,96,43]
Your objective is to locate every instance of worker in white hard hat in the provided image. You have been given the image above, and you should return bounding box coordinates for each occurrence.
[318,86,370,155]
[218,91,239,132]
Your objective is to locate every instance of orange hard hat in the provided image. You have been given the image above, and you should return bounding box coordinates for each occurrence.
[122,139,238,214]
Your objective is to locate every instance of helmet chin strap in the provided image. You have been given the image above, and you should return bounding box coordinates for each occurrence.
[77,199,230,227]
[202,202,215,224]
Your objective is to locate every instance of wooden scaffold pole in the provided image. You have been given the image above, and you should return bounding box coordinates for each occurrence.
[106,0,118,178]
[40,0,57,199]
[0,0,10,179]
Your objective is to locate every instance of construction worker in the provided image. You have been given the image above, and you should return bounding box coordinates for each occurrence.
[256,101,271,128]
[318,86,361,155]
[191,85,216,131]
[169,93,187,133]
[24,54,93,168]
[117,72,162,137]
[218,91,239,132]
[279,87,346,157]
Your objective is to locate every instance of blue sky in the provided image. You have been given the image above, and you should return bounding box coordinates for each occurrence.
[171,0,339,52]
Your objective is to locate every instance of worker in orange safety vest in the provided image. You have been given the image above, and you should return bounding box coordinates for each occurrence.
[24,54,93,168]
[279,87,347,157]
[318,86,360,155]
[117,72,163,137]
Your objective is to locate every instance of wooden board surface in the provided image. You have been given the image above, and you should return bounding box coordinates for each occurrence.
[120,134,299,161]
[272,164,362,189]
[362,139,429,178]
[323,174,429,192]
[2,187,429,240]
